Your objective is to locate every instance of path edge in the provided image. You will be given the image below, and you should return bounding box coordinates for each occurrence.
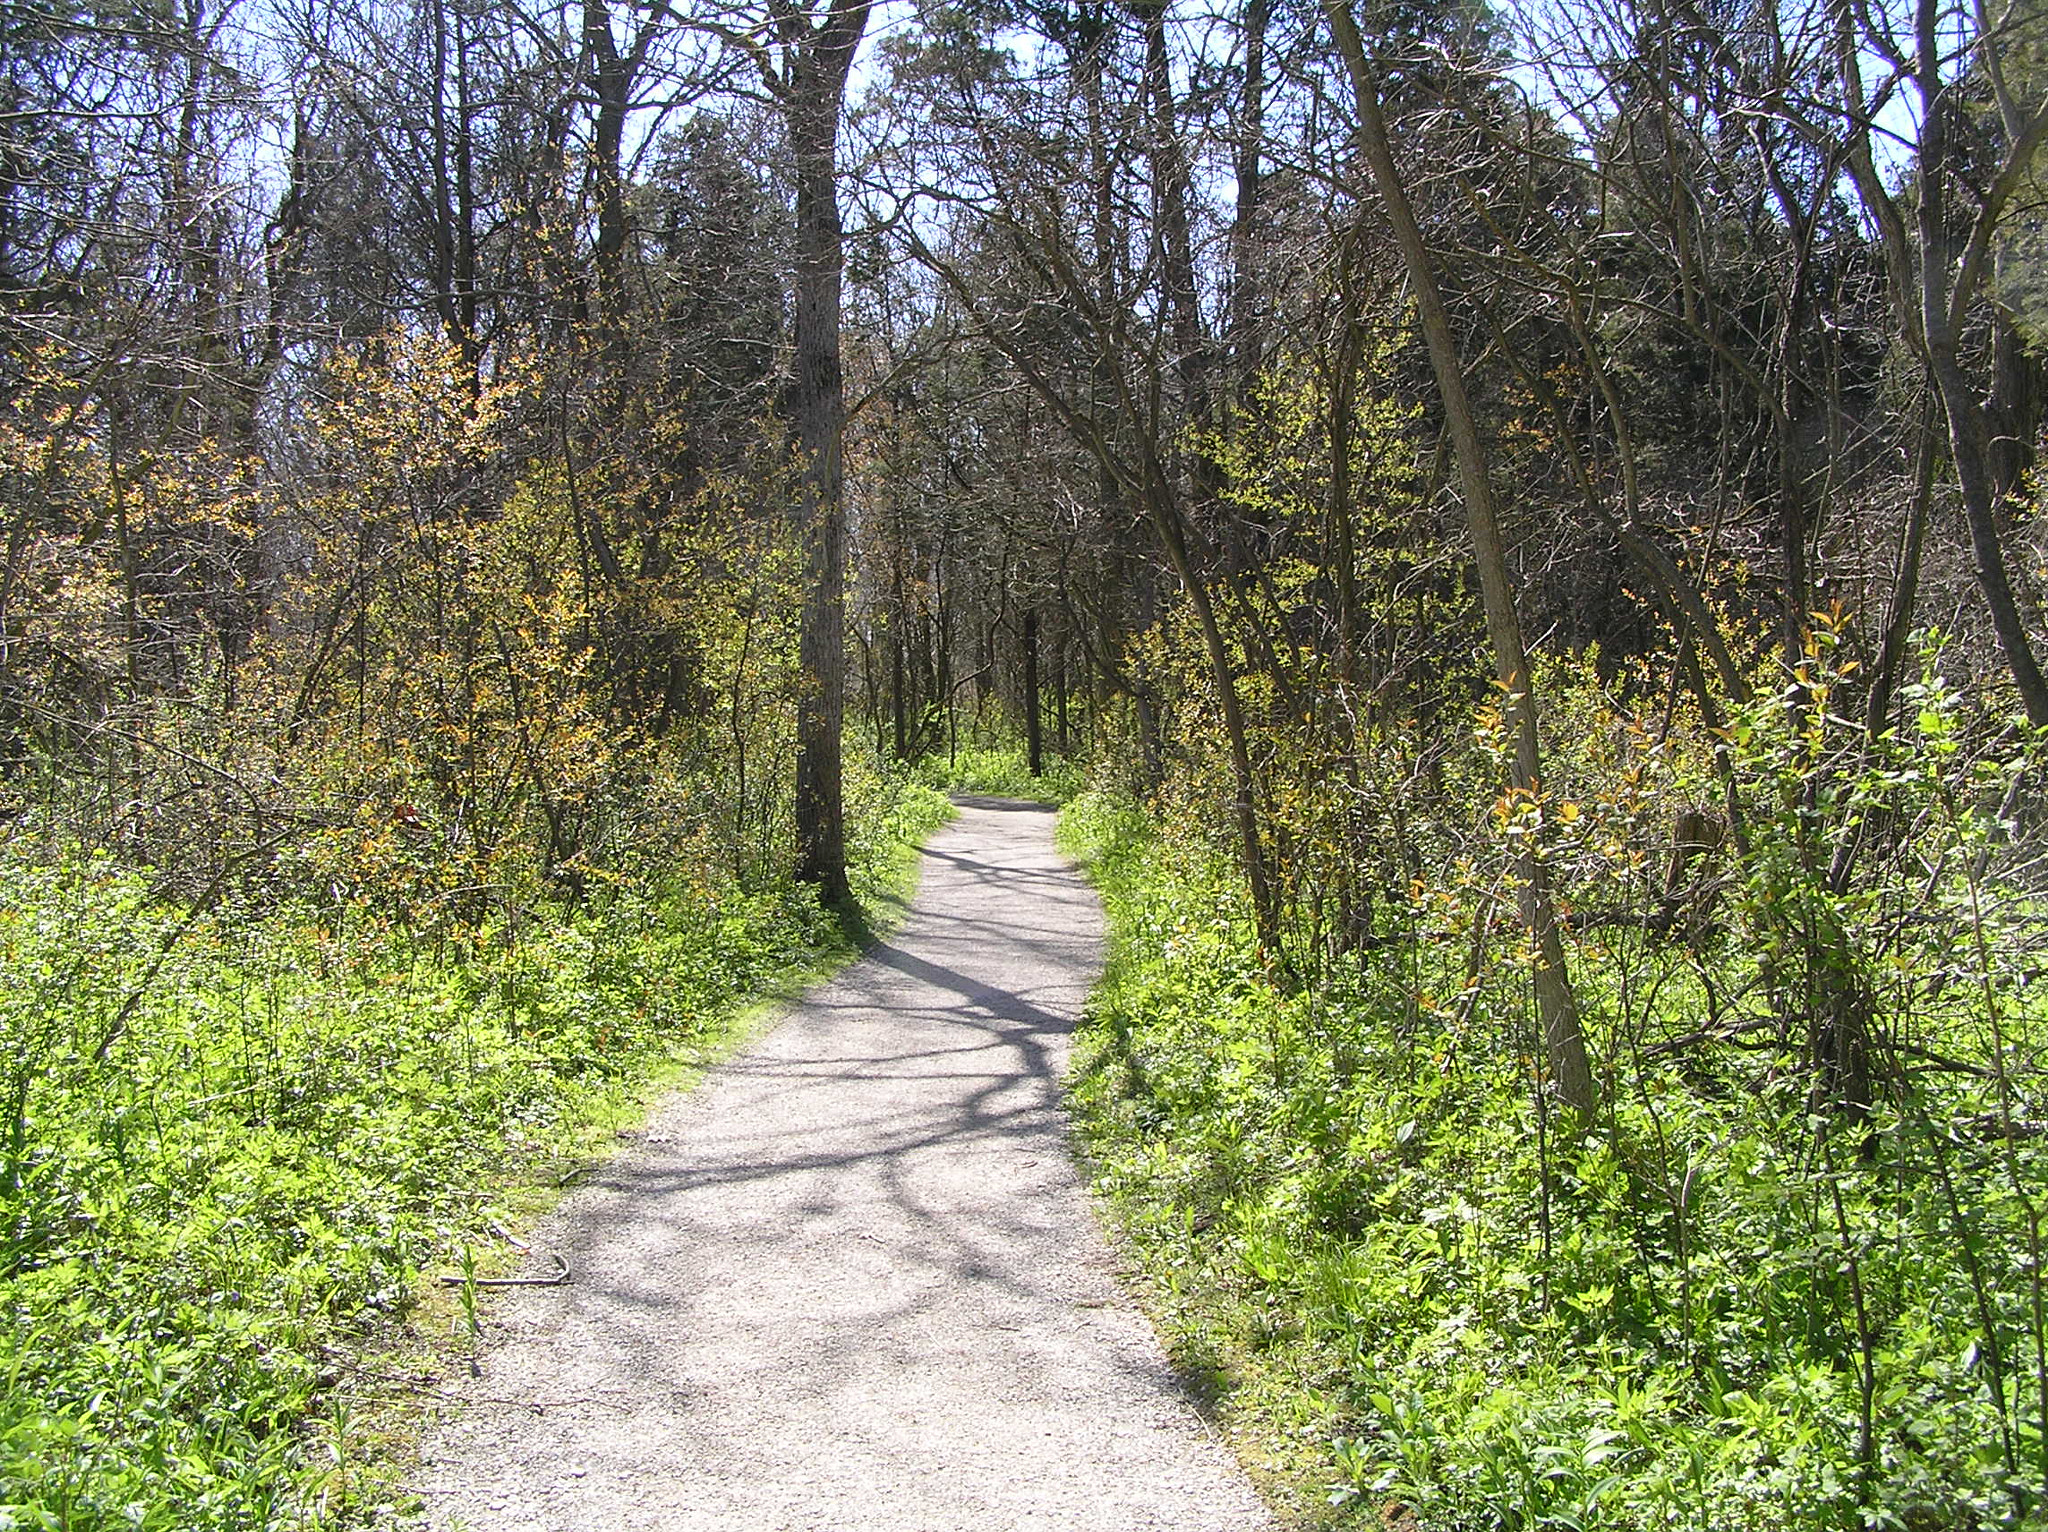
[1053,799,1301,1530]
[339,801,955,1524]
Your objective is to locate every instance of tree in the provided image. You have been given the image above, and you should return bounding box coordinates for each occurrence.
[764,0,872,905]
[1323,0,1595,1117]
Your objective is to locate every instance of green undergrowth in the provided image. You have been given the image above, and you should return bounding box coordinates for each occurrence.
[916,741,1087,802]
[0,776,949,1530]
[1060,789,2047,1532]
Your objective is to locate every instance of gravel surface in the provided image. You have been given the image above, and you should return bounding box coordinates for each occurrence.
[413,798,1276,1532]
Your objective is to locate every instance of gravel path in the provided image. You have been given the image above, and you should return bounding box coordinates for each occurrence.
[413,798,1275,1532]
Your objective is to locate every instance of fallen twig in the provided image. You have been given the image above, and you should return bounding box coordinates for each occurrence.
[439,1252,571,1288]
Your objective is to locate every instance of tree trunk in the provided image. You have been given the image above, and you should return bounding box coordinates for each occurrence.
[785,4,870,907]
[1927,339,2048,726]
[584,0,631,316]
[1136,0,1207,425]
[1323,0,1595,1117]
[1900,0,2048,725]
[1228,0,1268,398]
[1144,468,1284,962]
[1055,645,1070,755]
[1024,607,1043,776]
[890,540,908,760]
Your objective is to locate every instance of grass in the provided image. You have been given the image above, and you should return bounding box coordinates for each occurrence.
[0,776,952,1529]
[916,741,1088,803]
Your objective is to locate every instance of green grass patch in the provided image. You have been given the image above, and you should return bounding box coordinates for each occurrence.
[917,742,1086,802]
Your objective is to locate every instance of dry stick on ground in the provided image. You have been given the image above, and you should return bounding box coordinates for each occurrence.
[439,1253,572,1289]
[434,1223,572,1287]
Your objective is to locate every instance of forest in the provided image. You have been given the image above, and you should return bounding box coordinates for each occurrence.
[5,0,2048,1522]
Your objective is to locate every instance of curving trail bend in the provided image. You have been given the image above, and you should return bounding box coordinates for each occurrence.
[414,797,1275,1532]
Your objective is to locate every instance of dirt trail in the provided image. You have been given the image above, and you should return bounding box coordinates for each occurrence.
[414,797,1275,1532]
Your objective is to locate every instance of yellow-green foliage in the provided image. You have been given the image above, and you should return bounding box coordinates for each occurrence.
[0,761,943,1529]
[0,328,949,1528]
[1125,353,1486,977]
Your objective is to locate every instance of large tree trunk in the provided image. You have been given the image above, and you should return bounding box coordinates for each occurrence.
[790,102,851,903]
[1323,0,1595,1118]
[785,3,870,908]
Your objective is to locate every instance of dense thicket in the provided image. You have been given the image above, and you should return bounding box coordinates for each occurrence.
[8,0,2048,1523]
